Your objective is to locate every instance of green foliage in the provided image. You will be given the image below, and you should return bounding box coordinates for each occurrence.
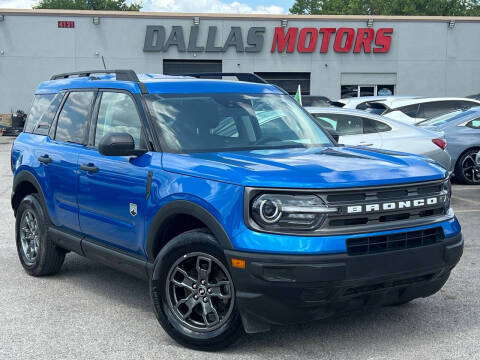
[289,0,480,16]
[33,0,142,11]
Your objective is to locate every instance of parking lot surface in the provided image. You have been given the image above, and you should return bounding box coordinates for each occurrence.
[0,136,479,360]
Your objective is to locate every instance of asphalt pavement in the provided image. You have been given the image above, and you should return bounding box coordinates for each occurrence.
[0,136,479,360]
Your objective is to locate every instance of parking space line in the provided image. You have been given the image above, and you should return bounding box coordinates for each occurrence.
[454,209,480,213]
[451,195,480,206]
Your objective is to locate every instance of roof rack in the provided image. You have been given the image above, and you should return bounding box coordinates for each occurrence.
[178,72,268,84]
[50,69,148,94]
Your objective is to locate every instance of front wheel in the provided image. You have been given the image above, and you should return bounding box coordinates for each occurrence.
[150,230,243,350]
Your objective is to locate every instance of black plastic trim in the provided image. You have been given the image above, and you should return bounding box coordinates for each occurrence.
[47,224,149,280]
[50,69,149,94]
[145,200,233,260]
[225,233,463,332]
[11,170,46,213]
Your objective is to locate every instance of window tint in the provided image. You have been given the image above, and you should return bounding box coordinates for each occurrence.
[24,94,55,133]
[466,118,480,129]
[313,114,364,136]
[398,104,420,117]
[313,114,390,135]
[147,94,332,153]
[460,100,480,110]
[95,92,144,149]
[366,118,392,133]
[420,101,461,119]
[55,92,95,144]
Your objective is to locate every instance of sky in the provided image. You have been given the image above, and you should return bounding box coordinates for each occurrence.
[0,0,295,14]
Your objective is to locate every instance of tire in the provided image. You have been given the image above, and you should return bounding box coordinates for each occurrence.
[15,194,65,276]
[454,148,480,185]
[150,229,243,351]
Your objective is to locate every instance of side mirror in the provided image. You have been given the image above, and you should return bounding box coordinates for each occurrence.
[98,132,145,157]
[325,128,340,143]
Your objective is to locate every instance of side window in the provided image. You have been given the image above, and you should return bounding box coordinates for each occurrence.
[314,114,363,136]
[95,92,144,149]
[420,101,460,119]
[55,92,95,144]
[466,118,480,129]
[363,118,392,133]
[460,101,479,110]
[24,94,56,134]
[398,104,420,118]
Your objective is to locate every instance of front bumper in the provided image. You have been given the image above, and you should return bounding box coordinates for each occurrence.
[225,232,463,333]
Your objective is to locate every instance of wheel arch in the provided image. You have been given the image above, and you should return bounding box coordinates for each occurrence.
[455,146,480,165]
[11,170,47,216]
[146,200,233,261]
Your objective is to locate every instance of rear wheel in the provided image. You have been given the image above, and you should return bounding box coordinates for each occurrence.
[455,149,480,185]
[15,194,65,276]
[150,230,243,350]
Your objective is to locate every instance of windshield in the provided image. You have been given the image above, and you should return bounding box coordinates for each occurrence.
[146,93,332,153]
[417,109,472,126]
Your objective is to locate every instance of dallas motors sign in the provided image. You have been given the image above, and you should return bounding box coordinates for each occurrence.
[143,26,393,54]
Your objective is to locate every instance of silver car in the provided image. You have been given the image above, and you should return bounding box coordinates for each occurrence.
[306,107,451,170]
[417,107,480,184]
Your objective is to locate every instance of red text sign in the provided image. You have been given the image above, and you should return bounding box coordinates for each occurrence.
[271,27,393,54]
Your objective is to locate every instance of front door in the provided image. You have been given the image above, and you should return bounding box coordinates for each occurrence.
[77,91,150,256]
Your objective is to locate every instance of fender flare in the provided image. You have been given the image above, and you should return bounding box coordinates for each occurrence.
[11,170,47,212]
[145,200,233,261]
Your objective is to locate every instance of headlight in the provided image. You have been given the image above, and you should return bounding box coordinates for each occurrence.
[250,193,337,231]
[442,178,452,211]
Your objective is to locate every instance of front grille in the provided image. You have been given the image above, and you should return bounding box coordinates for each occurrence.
[321,180,447,231]
[346,227,444,256]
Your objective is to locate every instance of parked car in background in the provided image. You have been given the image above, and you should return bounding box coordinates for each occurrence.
[375,97,480,124]
[417,107,480,184]
[300,95,332,107]
[332,96,421,115]
[466,93,480,101]
[306,107,451,170]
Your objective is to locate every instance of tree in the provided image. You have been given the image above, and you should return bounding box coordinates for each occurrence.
[289,0,480,16]
[33,0,142,11]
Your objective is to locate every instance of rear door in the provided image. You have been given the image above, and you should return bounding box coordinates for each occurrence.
[77,90,150,255]
[43,90,96,232]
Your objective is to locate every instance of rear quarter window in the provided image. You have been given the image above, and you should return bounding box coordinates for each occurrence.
[24,93,63,135]
[466,118,480,129]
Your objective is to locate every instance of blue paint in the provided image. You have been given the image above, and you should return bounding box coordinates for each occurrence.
[13,73,460,259]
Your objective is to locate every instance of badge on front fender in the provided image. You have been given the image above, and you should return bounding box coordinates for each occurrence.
[129,203,138,217]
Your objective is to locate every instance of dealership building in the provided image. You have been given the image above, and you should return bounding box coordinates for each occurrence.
[1,9,480,114]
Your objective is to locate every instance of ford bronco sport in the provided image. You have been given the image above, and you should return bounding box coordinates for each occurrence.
[11,70,463,350]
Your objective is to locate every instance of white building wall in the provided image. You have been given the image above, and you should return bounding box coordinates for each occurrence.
[0,10,480,113]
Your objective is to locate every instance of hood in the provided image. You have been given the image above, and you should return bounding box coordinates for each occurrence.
[162,146,447,189]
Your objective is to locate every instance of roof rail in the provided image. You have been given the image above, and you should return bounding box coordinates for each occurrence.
[178,72,268,84]
[50,69,148,94]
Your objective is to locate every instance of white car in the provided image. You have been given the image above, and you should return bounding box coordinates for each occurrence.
[369,97,480,124]
[306,107,452,170]
[332,96,421,114]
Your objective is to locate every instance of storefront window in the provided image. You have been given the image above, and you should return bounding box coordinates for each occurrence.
[341,84,395,98]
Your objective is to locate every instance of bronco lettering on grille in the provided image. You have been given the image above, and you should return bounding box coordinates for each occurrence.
[346,197,441,214]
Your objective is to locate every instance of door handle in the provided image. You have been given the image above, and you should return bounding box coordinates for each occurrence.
[38,154,51,164]
[80,163,99,173]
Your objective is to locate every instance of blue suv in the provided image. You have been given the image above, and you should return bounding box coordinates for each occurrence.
[11,70,463,350]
